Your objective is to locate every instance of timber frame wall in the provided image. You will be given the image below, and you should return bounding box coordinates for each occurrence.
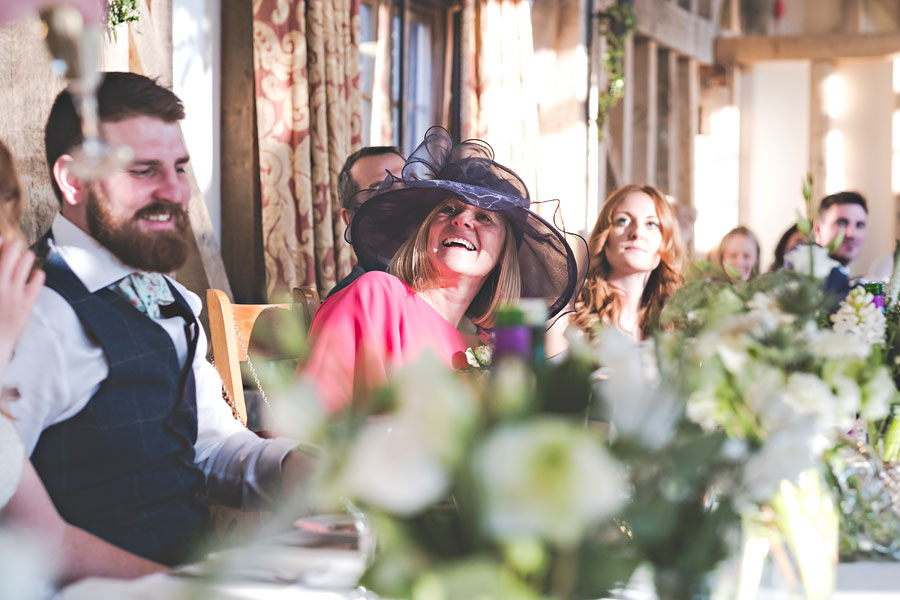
[715,0,900,218]
[591,0,725,253]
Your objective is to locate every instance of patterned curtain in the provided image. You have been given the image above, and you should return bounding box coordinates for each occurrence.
[460,0,542,210]
[253,0,362,300]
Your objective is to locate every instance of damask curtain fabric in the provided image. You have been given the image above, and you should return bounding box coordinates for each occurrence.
[253,0,362,300]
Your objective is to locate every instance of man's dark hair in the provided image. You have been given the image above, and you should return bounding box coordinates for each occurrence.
[818,191,868,216]
[45,72,185,206]
[337,146,403,211]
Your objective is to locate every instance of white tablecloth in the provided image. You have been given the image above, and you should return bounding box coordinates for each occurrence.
[59,546,370,600]
[59,559,900,599]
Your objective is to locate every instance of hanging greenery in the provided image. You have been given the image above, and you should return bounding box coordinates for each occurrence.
[106,0,141,29]
[595,1,637,140]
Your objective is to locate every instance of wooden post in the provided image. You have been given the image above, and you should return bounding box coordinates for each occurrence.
[809,59,832,209]
[724,0,740,34]
[588,0,607,226]
[843,0,865,34]
[0,19,63,243]
[655,46,678,195]
[220,0,264,303]
[677,56,698,210]
[608,35,634,187]
[632,35,658,185]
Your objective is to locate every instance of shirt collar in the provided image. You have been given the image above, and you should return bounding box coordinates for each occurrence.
[50,213,139,293]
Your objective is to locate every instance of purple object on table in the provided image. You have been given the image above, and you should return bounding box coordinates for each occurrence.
[494,325,531,361]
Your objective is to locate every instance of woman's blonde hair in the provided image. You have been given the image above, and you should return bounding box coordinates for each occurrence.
[388,198,521,327]
[573,184,683,338]
[0,140,22,240]
[715,225,760,281]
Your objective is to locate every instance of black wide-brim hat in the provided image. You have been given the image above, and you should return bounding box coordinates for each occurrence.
[347,126,578,319]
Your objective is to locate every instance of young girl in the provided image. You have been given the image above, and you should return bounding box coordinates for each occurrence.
[716,226,760,282]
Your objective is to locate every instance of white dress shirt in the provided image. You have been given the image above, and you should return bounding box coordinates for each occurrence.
[4,214,298,507]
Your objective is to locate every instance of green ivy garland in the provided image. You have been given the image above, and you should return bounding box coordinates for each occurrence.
[107,0,141,29]
[595,1,637,140]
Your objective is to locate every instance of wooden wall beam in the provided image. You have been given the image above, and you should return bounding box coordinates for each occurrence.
[632,36,658,185]
[843,0,866,34]
[608,35,634,187]
[676,56,698,209]
[668,48,679,196]
[632,0,718,63]
[716,32,900,64]
[809,59,832,209]
[220,0,264,303]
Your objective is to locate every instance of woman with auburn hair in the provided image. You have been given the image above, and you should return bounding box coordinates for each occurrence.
[0,139,164,587]
[301,127,578,412]
[715,225,760,282]
[573,184,683,341]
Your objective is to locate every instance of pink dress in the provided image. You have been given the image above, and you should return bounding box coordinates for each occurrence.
[302,271,468,413]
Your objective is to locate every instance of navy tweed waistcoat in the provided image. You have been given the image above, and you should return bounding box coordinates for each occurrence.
[30,247,210,566]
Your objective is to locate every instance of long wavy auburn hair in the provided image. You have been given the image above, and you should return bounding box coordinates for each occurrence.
[573,184,684,339]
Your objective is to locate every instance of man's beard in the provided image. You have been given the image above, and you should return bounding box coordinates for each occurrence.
[86,188,190,273]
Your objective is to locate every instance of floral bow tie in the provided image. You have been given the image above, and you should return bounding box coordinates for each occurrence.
[116,272,175,319]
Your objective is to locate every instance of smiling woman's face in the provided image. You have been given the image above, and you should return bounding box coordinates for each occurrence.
[426,198,507,281]
[604,191,663,277]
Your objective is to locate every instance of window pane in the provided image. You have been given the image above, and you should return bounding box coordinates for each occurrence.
[405,16,432,153]
[359,1,377,146]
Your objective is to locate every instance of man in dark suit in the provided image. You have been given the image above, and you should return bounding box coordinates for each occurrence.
[327,146,404,297]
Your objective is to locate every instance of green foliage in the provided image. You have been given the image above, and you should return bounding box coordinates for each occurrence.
[595,2,637,140]
[106,0,140,29]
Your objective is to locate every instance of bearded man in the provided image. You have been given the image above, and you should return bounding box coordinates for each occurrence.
[4,72,313,566]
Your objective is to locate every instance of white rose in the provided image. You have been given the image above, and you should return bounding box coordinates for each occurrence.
[740,419,821,504]
[861,367,895,421]
[783,373,837,423]
[806,329,871,360]
[784,244,840,279]
[592,330,676,449]
[339,417,450,515]
[475,419,625,547]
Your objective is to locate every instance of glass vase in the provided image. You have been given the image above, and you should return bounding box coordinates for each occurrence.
[653,568,710,600]
[731,469,838,600]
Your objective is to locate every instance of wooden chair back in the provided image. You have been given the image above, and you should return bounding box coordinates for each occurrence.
[206,289,291,425]
[292,285,321,325]
[207,287,322,426]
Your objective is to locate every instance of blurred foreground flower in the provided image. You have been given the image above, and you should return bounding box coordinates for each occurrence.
[475,418,624,547]
[784,243,840,279]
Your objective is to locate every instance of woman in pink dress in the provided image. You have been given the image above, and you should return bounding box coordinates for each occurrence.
[302,127,579,412]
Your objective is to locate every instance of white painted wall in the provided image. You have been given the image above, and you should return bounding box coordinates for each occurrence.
[737,61,810,270]
[831,60,894,277]
[172,0,221,246]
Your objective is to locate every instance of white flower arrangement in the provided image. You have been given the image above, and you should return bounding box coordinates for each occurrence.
[831,285,886,347]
